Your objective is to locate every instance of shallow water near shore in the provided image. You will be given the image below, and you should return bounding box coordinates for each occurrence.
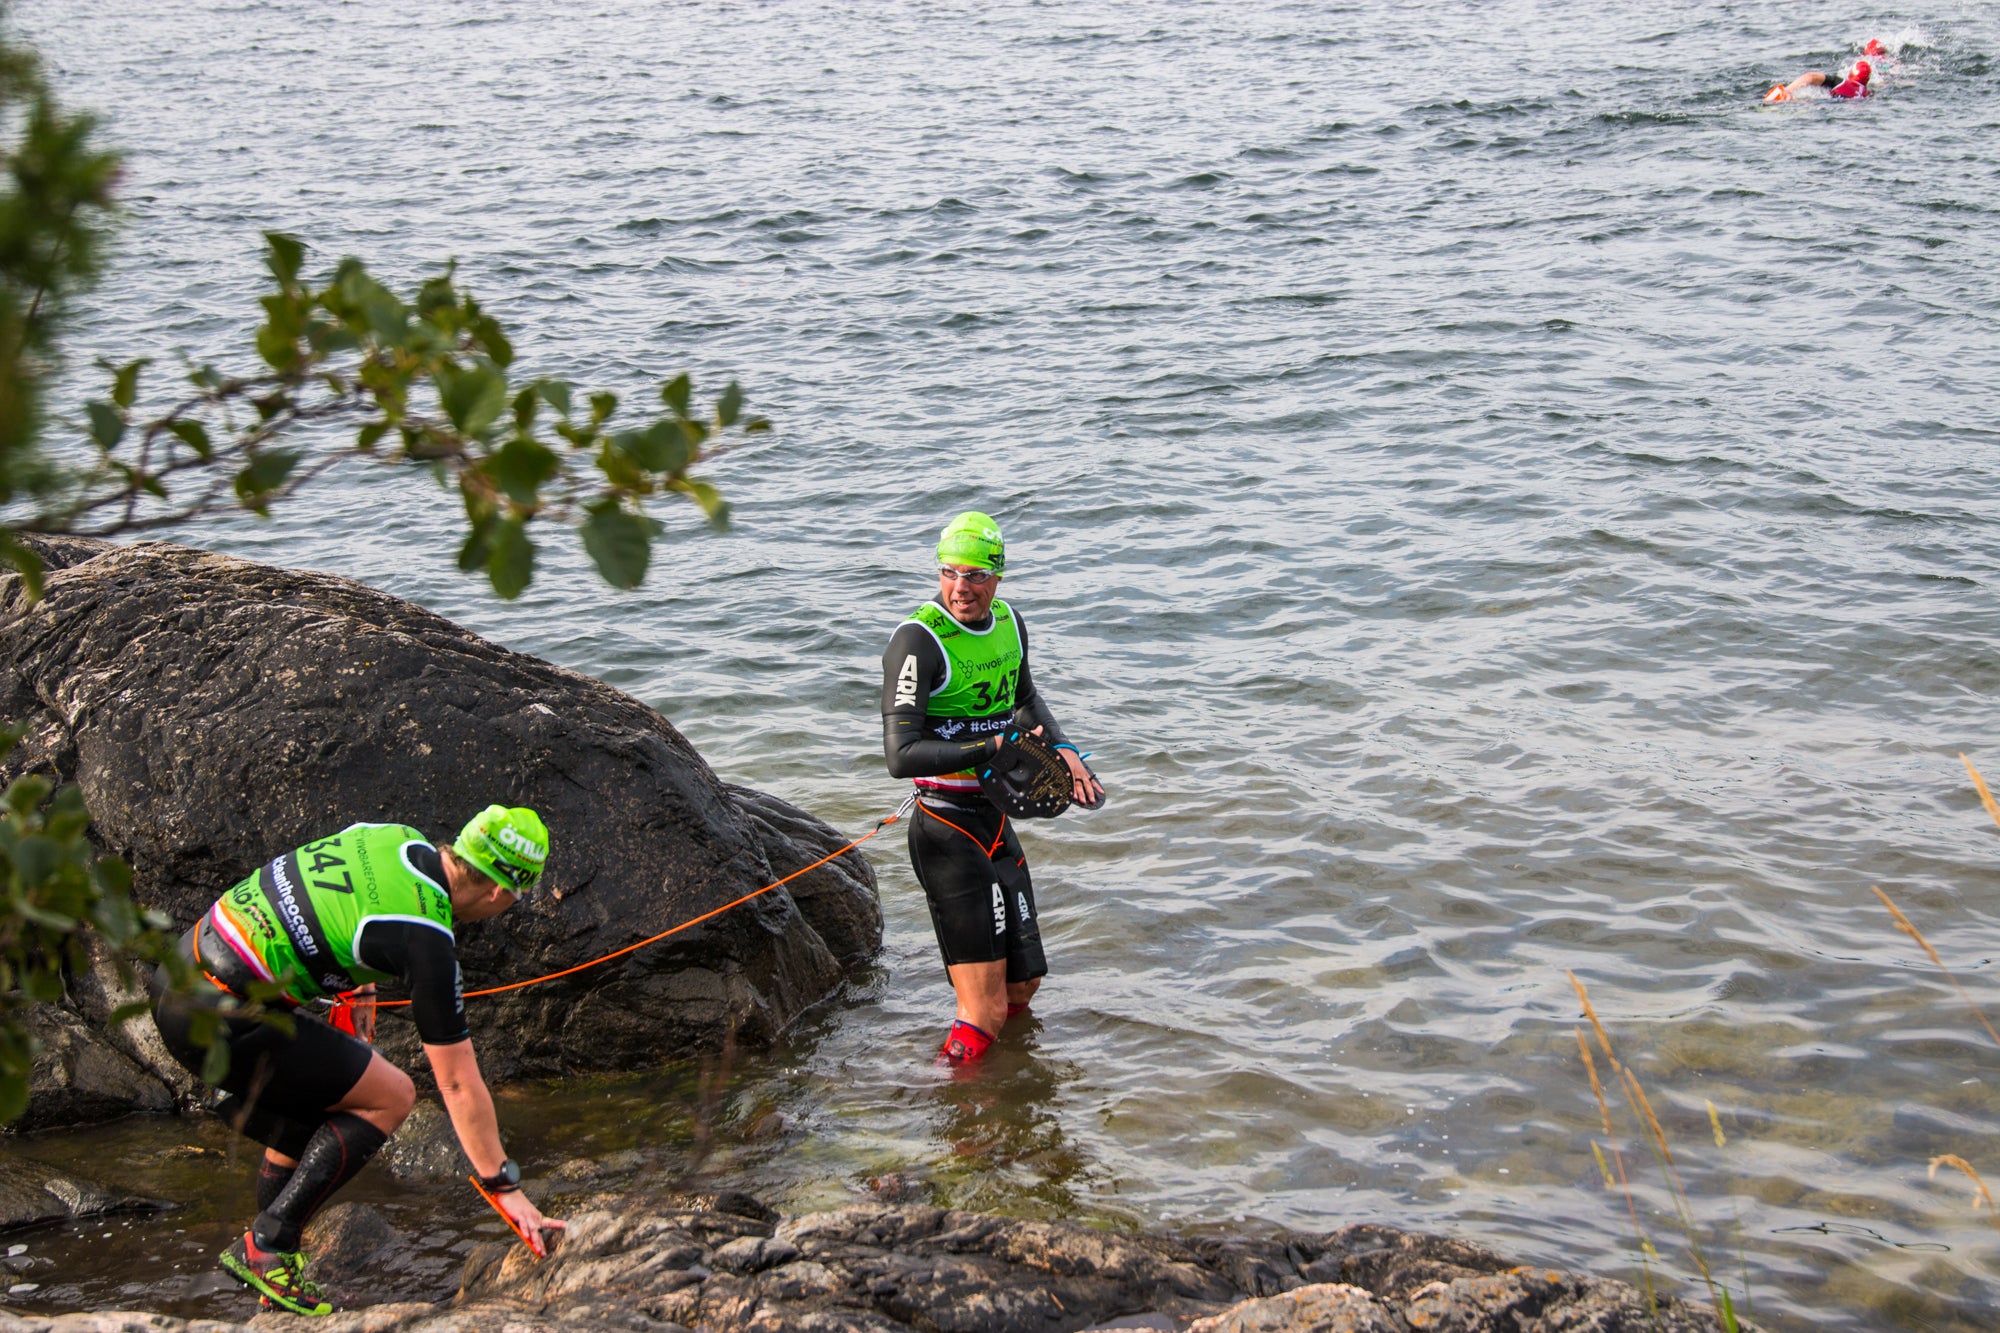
[8,1,2000,1328]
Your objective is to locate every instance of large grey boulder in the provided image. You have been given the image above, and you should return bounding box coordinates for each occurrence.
[0,538,879,1123]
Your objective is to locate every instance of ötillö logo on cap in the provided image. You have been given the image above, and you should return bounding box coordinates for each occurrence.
[495,825,547,862]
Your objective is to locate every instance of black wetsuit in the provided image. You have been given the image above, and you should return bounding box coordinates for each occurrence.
[882,602,1068,981]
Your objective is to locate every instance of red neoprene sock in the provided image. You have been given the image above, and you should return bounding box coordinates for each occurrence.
[938,1020,994,1065]
[1007,1002,1029,1018]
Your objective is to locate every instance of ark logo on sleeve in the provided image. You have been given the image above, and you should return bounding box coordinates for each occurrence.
[895,654,920,709]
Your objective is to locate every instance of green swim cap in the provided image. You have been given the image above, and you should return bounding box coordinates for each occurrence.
[453,805,549,894]
[936,511,1005,573]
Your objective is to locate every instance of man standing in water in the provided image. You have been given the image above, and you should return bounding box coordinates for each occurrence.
[149,806,564,1315]
[880,512,1102,1066]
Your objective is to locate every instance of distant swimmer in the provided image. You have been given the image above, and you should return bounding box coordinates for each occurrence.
[1765,56,1873,102]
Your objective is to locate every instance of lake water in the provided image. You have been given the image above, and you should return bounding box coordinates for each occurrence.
[10,2,2000,1328]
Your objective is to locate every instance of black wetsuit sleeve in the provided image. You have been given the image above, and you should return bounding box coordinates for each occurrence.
[881,620,1001,779]
[1010,614,1070,747]
[354,918,468,1046]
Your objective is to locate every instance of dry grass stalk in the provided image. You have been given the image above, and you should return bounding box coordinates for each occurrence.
[1622,1067,1679,1172]
[1576,1027,1613,1137]
[1962,754,2000,832]
[1571,974,1729,1321]
[1620,1063,1720,1295]
[1928,1155,2000,1235]
[1871,885,2000,1049]
[1567,970,1622,1072]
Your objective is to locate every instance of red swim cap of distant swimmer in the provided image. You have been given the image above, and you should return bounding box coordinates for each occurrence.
[1863,39,1885,56]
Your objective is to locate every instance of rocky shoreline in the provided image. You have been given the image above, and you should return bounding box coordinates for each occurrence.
[0,1188,1733,1332]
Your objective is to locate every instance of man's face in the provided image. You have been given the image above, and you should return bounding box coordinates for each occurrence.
[457,884,519,924]
[938,563,1000,624]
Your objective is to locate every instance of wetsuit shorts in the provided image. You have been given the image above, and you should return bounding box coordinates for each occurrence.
[150,933,373,1159]
[907,801,1047,984]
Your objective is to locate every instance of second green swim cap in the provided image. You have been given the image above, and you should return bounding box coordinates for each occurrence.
[937,511,1005,573]
[454,805,550,894]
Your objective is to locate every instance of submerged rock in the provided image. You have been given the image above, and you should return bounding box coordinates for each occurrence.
[0,1158,170,1233]
[0,1194,1743,1332]
[0,538,880,1127]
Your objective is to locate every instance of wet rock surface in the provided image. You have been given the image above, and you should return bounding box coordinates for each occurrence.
[0,1195,1738,1332]
[373,1105,464,1184]
[9,1005,174,1133]
[0,538,880,1126]
[0,1158,171,1233]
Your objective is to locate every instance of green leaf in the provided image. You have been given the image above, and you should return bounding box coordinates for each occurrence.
[201,1037,230,1087]
[13,835,58,887]
[264,231,306,287]
[1720,1289,1738,1333]
[7,775,51,815]
[85,400,123,450]
[581,502,656,590]
[481,437,560,506]
[109,359,148,410]
[355,420,390,453]
[537,380,572,417]
[715,381,742,428]
[94,855,132,897]
[610,421,691,476]
[1,540,45,602]
[744,416,773,434]
[332,263,410,343]
[486,518,534,599]
[659,373,691,419]
[416,272,457,319]
[687,480,731,530]
[233,449,302,513]
[457,512,496,573]
[469,313,514,370]
[167,419,212,458]
[256,323,300,372]
[436,361,507,438]
[589,392,618,427]
[511,386,539,432]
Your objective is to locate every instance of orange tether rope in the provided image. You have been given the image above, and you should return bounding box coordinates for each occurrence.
[371,796,912,1009]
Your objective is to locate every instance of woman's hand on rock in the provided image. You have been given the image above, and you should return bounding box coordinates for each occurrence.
[499,1189,566,1258]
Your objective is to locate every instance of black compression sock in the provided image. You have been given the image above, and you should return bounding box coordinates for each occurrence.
[251,1112,389,1253]
[255,1157,296,1214]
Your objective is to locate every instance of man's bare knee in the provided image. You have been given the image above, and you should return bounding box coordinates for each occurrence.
[338,1057,416,1133]
[383,1066,416,1120]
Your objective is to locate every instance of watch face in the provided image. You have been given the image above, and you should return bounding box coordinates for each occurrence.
[500,1159,521,1187]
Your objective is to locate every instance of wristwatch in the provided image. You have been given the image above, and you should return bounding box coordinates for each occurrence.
[477,1159,522,1194]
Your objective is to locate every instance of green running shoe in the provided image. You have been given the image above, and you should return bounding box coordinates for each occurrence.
[219,1232,332,1316]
